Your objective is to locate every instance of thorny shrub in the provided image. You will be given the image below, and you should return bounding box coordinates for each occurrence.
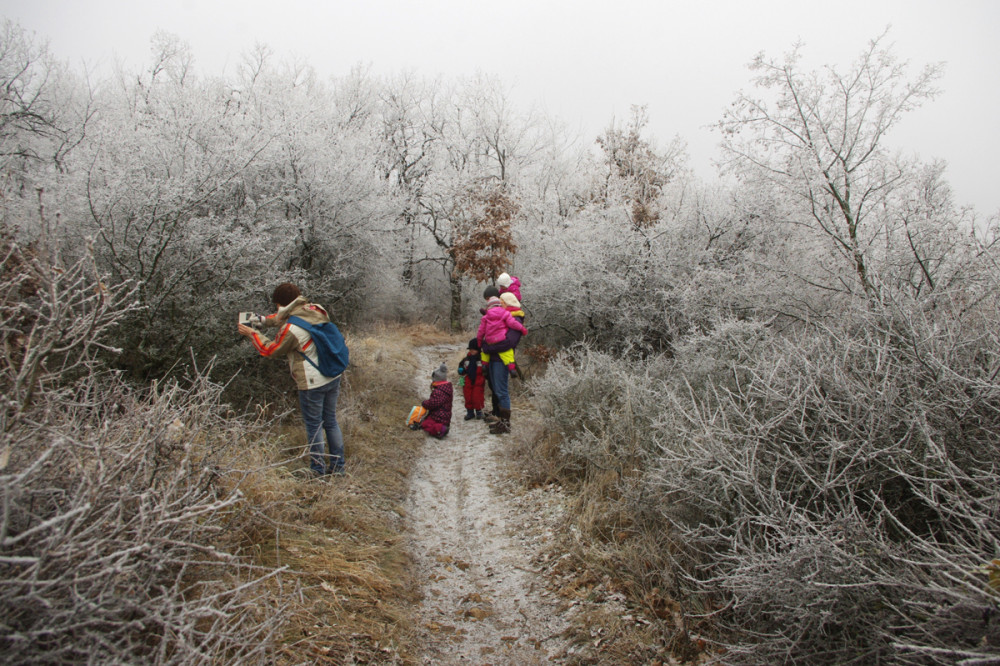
[532,305,1000,664]
[0,229,290,663]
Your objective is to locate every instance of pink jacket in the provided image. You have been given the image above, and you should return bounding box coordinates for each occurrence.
[477,304,528,346]
[499,276,522,301]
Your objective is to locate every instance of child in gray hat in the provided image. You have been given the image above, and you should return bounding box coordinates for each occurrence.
[419,363,453,438]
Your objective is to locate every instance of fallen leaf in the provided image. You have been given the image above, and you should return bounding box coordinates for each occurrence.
[465,607,492,621]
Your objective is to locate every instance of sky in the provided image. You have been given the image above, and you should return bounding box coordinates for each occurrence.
[3,0,999,214]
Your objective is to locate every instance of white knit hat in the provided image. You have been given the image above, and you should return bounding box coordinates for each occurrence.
[496,273,511,288]
[499,292,521,309]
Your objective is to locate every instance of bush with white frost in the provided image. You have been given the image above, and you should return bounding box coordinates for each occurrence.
[533,305,1000,664]
[0,230,290,664]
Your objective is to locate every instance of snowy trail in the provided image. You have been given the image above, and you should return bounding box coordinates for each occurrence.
[405,344,570,664]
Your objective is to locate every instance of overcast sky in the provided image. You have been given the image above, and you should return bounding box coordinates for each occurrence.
[3,0,999,214]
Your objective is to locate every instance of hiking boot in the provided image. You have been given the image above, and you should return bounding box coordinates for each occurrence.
[488,408,511,435]
[488,419,510,434]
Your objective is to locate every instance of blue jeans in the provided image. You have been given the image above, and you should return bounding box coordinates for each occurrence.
[298,376,345,474]
[487,359,510,410]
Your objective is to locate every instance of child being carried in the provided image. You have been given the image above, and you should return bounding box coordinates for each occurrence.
[477,293,527,377]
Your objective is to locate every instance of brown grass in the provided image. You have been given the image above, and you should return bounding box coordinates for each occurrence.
[504,396,706,664]
[228,322,455,664]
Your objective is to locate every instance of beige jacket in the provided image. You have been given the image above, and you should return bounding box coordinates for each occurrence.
[248,296,338,391]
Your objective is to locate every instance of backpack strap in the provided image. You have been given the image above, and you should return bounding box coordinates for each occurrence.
[285,315,323,373]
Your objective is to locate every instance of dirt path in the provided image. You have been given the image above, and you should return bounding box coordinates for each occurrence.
[405,344,572,664]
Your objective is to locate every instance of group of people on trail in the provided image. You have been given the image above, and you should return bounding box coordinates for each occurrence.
[418,272,526,438]
[237,271,526,477]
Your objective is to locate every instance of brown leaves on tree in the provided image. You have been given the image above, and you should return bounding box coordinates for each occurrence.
[451,182,518,283]
[596,105,678,229]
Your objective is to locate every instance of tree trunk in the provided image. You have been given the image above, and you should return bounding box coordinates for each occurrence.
[449,273,463,333]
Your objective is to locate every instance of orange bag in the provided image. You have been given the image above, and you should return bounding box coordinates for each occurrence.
[406,405,428,430]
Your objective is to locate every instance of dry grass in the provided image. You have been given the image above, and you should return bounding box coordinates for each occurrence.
[229,322,455,664]
[505,352,714,665]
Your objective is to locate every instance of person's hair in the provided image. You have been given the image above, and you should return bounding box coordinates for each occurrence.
[483,285,500,300]
[271,283,301,307]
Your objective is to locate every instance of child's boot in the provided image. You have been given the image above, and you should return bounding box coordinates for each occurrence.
[475,410,484,419]
[464,408,475,421]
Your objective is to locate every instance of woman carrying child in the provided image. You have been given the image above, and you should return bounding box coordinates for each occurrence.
[477,292,527,435]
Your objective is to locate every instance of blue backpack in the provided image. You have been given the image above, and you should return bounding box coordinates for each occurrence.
[286,315,349,379]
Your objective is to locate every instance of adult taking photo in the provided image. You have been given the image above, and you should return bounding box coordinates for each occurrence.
[237,282,349,477]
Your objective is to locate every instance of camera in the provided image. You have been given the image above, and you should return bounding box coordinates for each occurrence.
[238,312,264,329]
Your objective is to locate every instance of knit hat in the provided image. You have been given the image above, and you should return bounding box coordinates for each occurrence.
[485,296,502,309]
[497,273,512,288]
[467,338,480,350]
[483,285,500,300]
[431,363,448,382]
[499,292,521,309]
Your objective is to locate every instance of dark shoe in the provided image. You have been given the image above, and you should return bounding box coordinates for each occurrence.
[475,410,484,419]
[489,419,510,434]
[464,409,476,421]
[488,408,511,435]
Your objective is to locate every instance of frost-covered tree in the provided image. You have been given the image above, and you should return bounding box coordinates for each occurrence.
[377,74,538,331]
[0,20,90,184]
[595,105,686,229]
[80,36,277,377]
[718,32,943,303]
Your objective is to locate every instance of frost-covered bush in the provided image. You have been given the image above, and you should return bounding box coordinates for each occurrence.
[0,374,289,664]
[642,305,1000,664]
[530,343,672,480]
[533,301,1000,664]
[0,228,289,664]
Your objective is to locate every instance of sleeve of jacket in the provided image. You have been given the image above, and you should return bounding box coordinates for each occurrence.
[476,315,488,346]
[249,322,299,358]
[501,310,528,335]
